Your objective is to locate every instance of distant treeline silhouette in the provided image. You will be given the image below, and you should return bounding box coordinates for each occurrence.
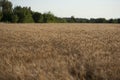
[0,0,120,23]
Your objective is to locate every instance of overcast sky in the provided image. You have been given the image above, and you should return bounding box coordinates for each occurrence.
[10,0,120,19]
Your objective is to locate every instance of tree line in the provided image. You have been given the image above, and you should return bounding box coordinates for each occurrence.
[0,0,120,23]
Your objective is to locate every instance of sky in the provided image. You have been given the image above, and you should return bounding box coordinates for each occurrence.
[10,0,120,19]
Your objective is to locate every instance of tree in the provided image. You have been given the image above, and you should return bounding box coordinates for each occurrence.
[108,19,118,23]
[95,18,106,23]
[70,16,76,23]
[0,10,2,21]
[32,12,43,23]
[117,19,120,23]
[0,0,5,11]
[43,12,56,23]
[11,14,18,23]
[77,18,89,23]
[90,18,96,23]
[1,0,13,22]
[0,0,3,21]
[14,6,34,23]
[56,17,67,23]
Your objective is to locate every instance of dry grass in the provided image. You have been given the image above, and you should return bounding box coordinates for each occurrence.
[0,23,120,80]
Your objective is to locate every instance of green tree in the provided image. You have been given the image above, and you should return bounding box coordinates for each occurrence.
[14,6,34,23]
[108,19,118,23]
[56,17,67,23]
[32,12,43,23]
[0,10,2,21]
[78,18,89,23]
[117,19,120,23]
[1,0,13,22]
[43,12,56,23]
[0,0,3,20]
[70,16,76,23]
[95,18,106,23]
[90,18,96,23]
[11,14,18,23]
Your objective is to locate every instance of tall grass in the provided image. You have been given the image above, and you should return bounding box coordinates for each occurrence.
[0,23,120,80]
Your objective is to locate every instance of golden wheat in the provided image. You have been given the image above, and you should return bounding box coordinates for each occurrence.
[0,23,120,80]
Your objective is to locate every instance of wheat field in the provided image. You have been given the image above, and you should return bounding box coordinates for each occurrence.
[0,23,120,80]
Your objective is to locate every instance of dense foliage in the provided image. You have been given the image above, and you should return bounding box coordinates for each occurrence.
[0,0,120,23]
